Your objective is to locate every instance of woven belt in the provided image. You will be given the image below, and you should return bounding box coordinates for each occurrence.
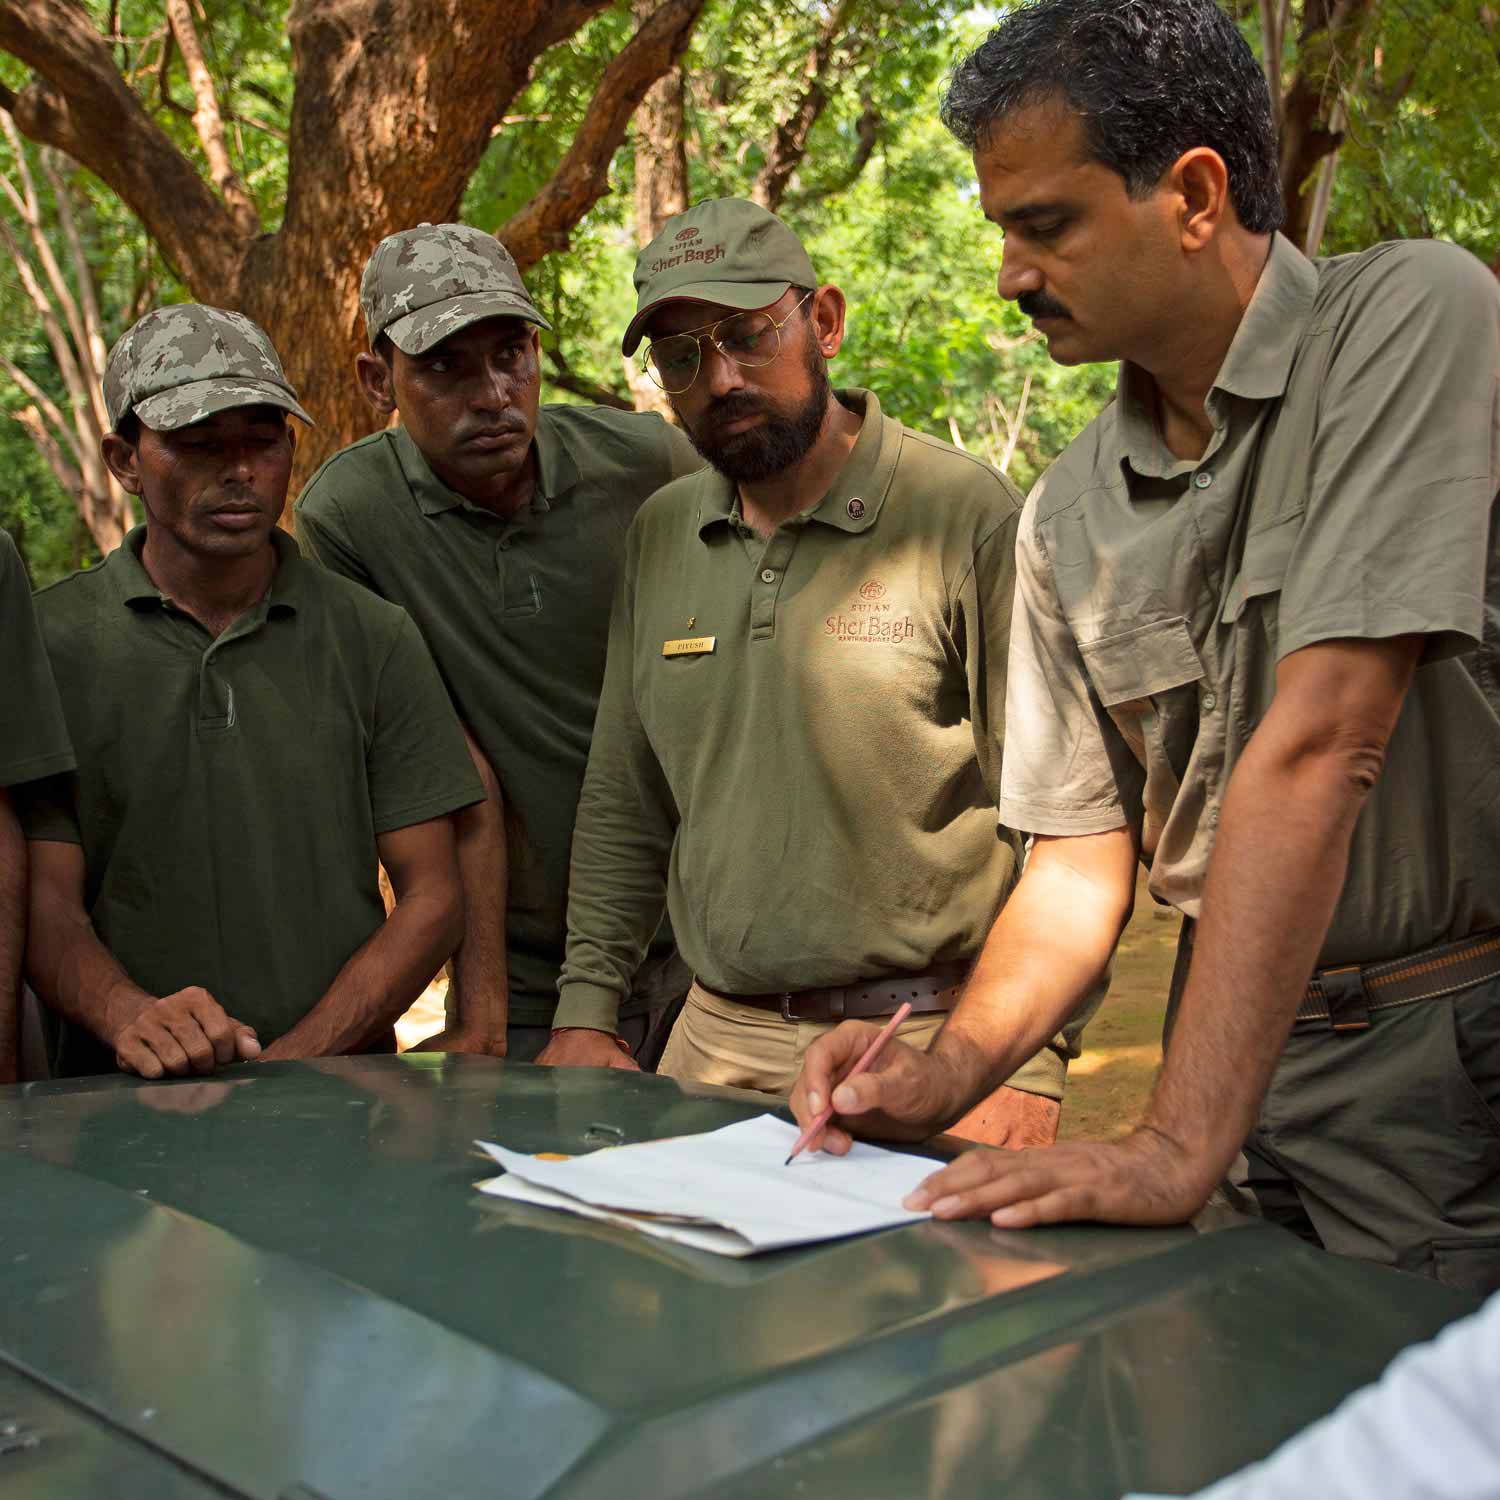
[1297,928,1500,1032]
[710,961,969,1023]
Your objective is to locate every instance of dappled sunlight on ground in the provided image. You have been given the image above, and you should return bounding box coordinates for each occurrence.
[395,975,447,1052]
[1060,871,1176,1140]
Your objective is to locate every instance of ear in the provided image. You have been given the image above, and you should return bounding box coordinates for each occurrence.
[101,431,144,495]
[1169,147,1231,253]
[809,285,848,360]
[356,350,398,417]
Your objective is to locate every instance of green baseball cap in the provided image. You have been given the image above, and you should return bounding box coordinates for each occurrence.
[103,304,312,433]
[361,222,551,355]
[622,198,817,355]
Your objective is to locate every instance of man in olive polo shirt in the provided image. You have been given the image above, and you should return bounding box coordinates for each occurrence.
[794,0,1500,1289]
[1,529,76,1083]
[21,305,483,1079]
[548,198,1086,1145]
[296,224,700,1063]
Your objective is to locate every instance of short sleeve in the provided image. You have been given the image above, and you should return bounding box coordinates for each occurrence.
[998,486,1133,836]
[367,614,485,834]
[1279,242,1500,663]
[1,532,75,788]
[294,488,379,592]
[14,772,82,844]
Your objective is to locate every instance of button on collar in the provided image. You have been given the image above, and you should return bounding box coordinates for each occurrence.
[1193,471,1213,489]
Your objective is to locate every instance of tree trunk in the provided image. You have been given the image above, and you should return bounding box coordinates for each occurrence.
[1276,0,1380,248]
[0,0,706,497]
[624,0,691,418]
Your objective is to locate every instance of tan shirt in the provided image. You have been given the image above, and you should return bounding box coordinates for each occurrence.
[1000,235,1500,967]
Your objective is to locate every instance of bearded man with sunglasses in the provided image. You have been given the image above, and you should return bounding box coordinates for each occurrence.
[542,199,1092,1146]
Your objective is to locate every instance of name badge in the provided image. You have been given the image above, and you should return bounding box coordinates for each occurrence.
[662,635,717,658]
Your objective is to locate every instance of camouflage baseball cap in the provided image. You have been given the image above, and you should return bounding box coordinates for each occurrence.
[622,198,817,355]
[361,222,551,355]
[103,304,312,433]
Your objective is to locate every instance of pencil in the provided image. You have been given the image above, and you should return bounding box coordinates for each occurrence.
[783,1002,914,1165]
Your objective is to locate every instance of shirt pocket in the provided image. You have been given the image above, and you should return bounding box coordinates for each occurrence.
[1221,510,1301,623]
[1078,616,1204,708]
[1079,617,1205,853]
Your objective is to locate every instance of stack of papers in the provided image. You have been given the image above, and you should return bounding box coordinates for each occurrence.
[475,1113,937,1257]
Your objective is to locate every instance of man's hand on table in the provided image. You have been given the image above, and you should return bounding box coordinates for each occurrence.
[108,985,260,1079]
[536,1027,640,1070]
[900,1127,1215,1227]
[790,1018,1213,1229]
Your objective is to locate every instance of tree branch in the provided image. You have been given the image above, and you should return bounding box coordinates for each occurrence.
[1,356,86,474]
[792,94,880,207]
[11,403,84,502]
[751,0,858,212]
[0,0,248,298]
[497,0,708,271]
[544,348,633,411]
[164,0,260,237]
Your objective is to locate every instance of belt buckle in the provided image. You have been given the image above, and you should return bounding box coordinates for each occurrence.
[1320,964,1371,1032]
[779,992,797,1022]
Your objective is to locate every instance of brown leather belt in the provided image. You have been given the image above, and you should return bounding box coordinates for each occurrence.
[1297,928,1500,1032]
[709,961,969,1023]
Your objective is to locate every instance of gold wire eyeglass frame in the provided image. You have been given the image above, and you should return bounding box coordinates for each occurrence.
[640,291,814,394]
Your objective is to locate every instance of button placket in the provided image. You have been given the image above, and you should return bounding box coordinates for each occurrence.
[750,531,798,640]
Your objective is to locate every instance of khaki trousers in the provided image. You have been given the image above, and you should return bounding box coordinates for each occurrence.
[660,981,1061,1148]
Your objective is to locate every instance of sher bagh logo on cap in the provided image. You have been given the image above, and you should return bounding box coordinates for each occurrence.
[675,226,700,242]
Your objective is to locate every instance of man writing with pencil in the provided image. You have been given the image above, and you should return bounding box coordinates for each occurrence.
[545,198,1094,1146]
[791,0,1500,1290]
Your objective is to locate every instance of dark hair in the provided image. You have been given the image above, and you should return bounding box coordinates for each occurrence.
[373,331,395,363]
[113,410,141,445]
[940,0,1283,234]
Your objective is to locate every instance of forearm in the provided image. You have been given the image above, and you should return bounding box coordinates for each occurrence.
[0,794,23,1083]
[261,890,462,1060]
[1143,739,1371,1176]
[26,873,152,1049]
[447,747,509,1043]
[931,830,1135,1117]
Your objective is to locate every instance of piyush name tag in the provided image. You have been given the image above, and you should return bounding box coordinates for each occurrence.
[662,635,717,658]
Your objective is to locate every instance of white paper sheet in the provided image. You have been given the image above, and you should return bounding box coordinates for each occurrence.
[474,1113,935,1257]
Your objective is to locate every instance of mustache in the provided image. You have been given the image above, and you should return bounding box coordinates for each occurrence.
[700,394,769,428]
[1018,290,1073,321]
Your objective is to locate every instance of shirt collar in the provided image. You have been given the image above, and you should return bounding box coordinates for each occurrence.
[395,411,569,518]
[695,388,900,538]
[1115,232,1318,480]
[113,524,304,616]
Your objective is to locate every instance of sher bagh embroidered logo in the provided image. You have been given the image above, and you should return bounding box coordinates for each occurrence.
[826,580,914,644]
[647,226,727,275]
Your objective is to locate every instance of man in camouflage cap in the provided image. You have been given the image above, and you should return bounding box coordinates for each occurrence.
[19,304,484,1079]
[297,223,701,1064]
[549,198,1094,1143]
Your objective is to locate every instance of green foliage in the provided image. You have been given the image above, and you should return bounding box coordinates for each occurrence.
[3,0,1496,580]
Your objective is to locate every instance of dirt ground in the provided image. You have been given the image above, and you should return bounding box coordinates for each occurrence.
[396,870,1177,1139]
[1059,871,1177,1140]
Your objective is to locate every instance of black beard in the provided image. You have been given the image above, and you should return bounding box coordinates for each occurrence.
[681,349,832,483]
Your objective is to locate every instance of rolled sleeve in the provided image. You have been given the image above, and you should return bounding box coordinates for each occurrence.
[1279,241,1500,663]
[998,487,1132,837]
